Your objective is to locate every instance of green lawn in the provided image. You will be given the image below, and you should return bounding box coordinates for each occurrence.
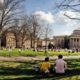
[0,59,80,80]
[0,49,80,57]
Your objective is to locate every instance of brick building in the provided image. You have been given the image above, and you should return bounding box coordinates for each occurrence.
[1,29,53,49]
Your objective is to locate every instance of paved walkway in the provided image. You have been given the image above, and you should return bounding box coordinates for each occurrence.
[0,56,80,62]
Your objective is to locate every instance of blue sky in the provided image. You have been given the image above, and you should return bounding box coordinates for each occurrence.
[24,0,80,37]
[25,0,56,13]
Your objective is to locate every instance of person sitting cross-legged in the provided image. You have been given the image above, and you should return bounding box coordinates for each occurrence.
[54,54,67,74]
[35,57,51,74]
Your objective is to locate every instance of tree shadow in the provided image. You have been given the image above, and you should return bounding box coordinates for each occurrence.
[0,61,80,80]
[0,67,80,80]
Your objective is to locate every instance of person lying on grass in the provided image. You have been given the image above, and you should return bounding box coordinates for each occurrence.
[54,54,67,74]
[35,57,51,73]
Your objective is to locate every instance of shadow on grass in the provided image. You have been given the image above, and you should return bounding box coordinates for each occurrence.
[0,60,80,80]
[0,67,80,80]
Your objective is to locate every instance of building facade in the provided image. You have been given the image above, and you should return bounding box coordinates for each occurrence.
[53,36,65,48]
[54,28,80,50]
[2,30,53,49]
[70,28,80,50]
[2,28,80,50]
[6,31,16,49]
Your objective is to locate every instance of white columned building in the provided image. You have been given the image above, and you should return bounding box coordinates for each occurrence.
[70,28,80,51]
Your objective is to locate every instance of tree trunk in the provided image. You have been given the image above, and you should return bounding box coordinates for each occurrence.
[30,34,33,48]
[15,35,19,48]
[0,30,3,48]
[0,36,1,49]
[15,39,19,48]
[21,39,25,49]
[33,38,36,51]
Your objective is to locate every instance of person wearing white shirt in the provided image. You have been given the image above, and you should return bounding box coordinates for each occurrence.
[55,55,67,74]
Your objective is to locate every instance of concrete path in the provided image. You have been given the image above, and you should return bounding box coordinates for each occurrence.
[0,56,80,62]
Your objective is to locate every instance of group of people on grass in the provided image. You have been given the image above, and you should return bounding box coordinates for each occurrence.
[35,55,67,74]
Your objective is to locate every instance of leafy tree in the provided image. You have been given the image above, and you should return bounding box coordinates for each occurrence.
[64,36,69,49]
[48,43,54,49]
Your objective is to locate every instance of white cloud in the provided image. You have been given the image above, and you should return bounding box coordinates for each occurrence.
[54,10,80,35]
[54,10,80,32]
[55,10,80,25]
[65,10,80,19]
[33,11,54,24]
[33,10,80,36]
[33,10,80,26]
[0,0,4,3]
[34,10,80,27]
[61,31,71,35]
[55,11,71,24]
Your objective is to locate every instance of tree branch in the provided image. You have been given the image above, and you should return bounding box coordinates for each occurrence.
[64,13,80,20]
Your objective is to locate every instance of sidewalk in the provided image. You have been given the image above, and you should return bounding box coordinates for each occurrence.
[0,56,80,62]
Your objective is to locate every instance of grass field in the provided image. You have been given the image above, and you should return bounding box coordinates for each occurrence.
[0,59,80,80]
[0,49,80,57]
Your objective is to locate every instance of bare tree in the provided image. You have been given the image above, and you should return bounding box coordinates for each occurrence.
[8,14,44,49]
[10,15,40,49]
[0,0,25,46]
[44,26,51,56]
[21,15,50,50]
[19,16,31,49]
[29,15,43,50]
[9,17,30,49]
[57,0,80,20]
[10,19,21,48]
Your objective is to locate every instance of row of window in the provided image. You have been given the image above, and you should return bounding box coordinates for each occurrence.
[71,38,80,42]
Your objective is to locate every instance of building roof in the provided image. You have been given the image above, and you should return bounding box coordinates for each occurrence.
[53,35,67,38]
[70,27,80,37]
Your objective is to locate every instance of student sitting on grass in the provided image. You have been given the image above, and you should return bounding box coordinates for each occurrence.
[35,57,51,73]
[55,54,67,74]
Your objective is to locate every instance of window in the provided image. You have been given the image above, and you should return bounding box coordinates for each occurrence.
[77,38,79,42]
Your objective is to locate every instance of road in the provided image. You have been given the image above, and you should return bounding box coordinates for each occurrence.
[0,56,80,62]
